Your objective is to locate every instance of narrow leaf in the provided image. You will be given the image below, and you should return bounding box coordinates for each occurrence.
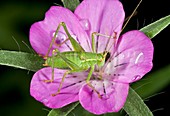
[123,87,153,116]
[61,0,80,11]
[132,65,170,98]
[140,15,170,39]
[0,50,44,72]
[48,102,79,116]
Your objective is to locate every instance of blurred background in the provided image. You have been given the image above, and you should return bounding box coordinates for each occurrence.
[0,0,169,116]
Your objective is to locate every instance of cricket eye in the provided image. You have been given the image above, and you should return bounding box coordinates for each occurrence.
[105,52,111,62]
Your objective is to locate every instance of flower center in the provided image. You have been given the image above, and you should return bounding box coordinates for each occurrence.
[92,80,115,100]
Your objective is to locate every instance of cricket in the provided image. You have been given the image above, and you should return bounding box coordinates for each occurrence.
[42,0,142,98]
[43,22,116,98]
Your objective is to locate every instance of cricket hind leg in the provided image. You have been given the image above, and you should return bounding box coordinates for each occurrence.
[86,66,102,98]
[54,38,69,47]
[44,22,69,59]
[44,22,84,59]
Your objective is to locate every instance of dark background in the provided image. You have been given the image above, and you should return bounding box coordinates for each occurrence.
[122,1,170,115]
[0,0,169,116]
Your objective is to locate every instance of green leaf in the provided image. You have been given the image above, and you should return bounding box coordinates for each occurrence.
[132,65,170,98]
[0,50,44,72]
[68,104,123,116]
[61,0,80,11]
[123,87,153,116]
[140,15,170,39]
[48,102,79,116]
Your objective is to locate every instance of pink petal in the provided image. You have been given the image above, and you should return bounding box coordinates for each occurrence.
[30,67,87,108]
[75,0,125,53]
[30,6,91,56]
[79,80,129,114]
[105,30,154,83]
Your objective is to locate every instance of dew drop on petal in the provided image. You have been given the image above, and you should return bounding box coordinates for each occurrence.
[79,19,90,31]
[41,99,48,104]
[51,31,67,45]
[132,75,141,81]
[135,52,144,64]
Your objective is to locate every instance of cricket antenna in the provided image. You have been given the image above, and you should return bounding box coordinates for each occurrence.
[104,0,142,54]
[120,0,142,34]
[102,0,143,71]
[106,0,143,53]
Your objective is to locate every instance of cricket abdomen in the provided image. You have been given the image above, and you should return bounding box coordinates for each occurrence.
[45,51,105,71]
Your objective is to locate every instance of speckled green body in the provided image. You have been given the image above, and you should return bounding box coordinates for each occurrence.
[46,51,105,71]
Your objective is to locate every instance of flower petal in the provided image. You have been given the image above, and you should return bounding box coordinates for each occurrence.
[105,30,154,83]
[30,67,87,108]
[30,6,91,56]
[79,80,129,114]
[75,0,125,53]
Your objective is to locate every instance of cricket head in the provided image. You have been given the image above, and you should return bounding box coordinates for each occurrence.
[97,51,110,68]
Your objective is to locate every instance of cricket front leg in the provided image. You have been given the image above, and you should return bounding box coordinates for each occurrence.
[86,66,102,98]
[44,22,84,59]
[44,23,63,59]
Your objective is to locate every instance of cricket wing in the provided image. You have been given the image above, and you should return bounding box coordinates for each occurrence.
[57,52,81,70]
[70,36,85,52]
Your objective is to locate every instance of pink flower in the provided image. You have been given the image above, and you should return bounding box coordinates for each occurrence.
[30,0,154,115]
